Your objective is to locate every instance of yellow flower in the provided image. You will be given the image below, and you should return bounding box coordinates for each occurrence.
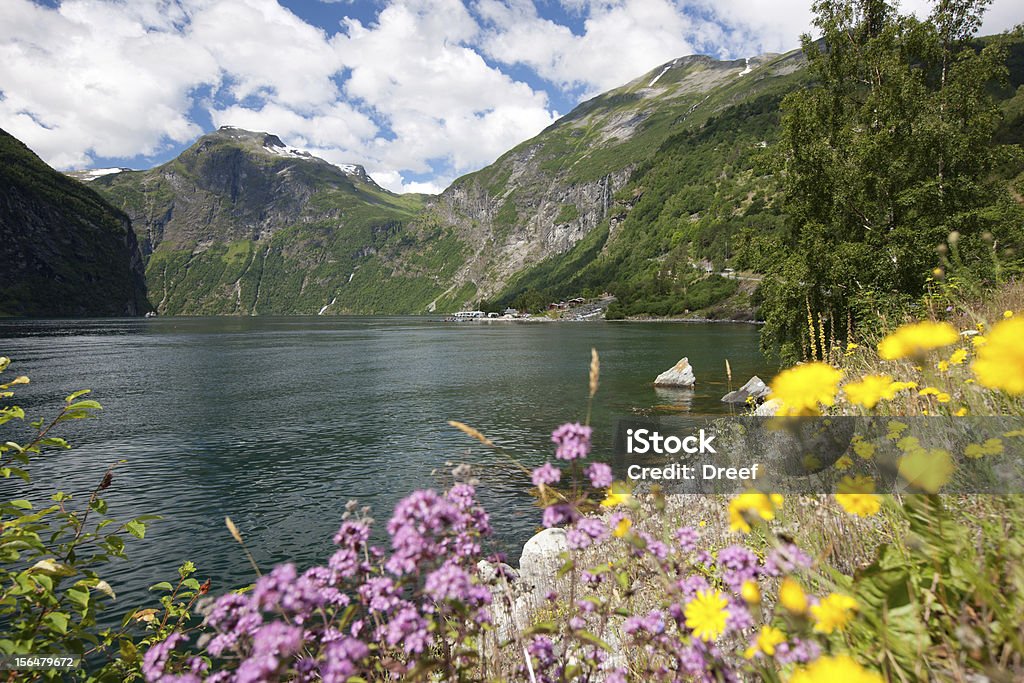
[836,493,881,516]
[789,655,883,683]
[600,482,634,507]
[918,387,950,403]
[878,321,958,360]
[886,420,908,439]
[853,440,876,459]
[949,348,968,365]
[1004,310,1014,319]
[834,454,854,470]
[743,625,786,659]
[770,362,843,416]
[612,517,632,537]
[684,589,730,642]
[964,438,1004,459]
[811,593,858,633]
[740,580,761,604]
[728,492,783,533]
[888,381,918,392]
[898,447,954,493]
[971,317,1024,395]
[937,360,950,372]
[779,577,808,614]
[844,374,897,409]
[954,407,968,416]
[971,335,987,348]
[846,342,859,352]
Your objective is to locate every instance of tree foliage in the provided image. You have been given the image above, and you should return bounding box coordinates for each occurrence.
[762,0,1023,360]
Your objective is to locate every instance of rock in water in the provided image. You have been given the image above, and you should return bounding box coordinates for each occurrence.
[721,375,770,405]
[654,357,696,387]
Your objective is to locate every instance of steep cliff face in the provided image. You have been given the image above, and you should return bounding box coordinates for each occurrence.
[91,128,449,315]
[407,50,807,310]
[0,129,148,317]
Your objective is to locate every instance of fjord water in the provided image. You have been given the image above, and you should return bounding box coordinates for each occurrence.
[0,317,771,606]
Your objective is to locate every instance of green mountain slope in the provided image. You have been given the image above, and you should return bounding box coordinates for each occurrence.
[91,128,451,315]
[0,129,148,317]
[403,50,809,312]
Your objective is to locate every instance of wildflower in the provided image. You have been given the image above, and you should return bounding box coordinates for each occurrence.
[743,625,786,659]
[877,321,958,360]
[843,374,895,409]
[898,447,955,493]
[937,360,950,372]
[551,422,592,460]
[790,655,883,683]
[811,593,858,633]
[770,362,843,416]
[779,577,807,614]
[836,493,880,517]
[955,407,968,416]
[728,492,783,533]
[965,438,1004,459]
[949,348,968,365]
[612,516,632,537]
[585,462,613,488]
[623,610,666,636]
[424,560,491,606]
[541,503,578,528]
[717,544,760,590]
[600,482,633,507]
[674,525,699,552]
[1005,310,1014,318]
[853,439,876,459]
[888,380,918,392]
[775,638,821,666]
[678,574,710,599]
[531,462,561,486]
[567,518,609,550]
[835,454,854,470]
[971,335,987,347]
[764,544,812,577]
[971,317,1024,394]
[141,632,186,681]
[740,580,761,604]
[684,589,730,641]
[918,387,951,403]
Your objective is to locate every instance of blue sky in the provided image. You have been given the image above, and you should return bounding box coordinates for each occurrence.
[1,0,1020,193]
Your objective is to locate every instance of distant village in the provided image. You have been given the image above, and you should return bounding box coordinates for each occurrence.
[444,295,614,322]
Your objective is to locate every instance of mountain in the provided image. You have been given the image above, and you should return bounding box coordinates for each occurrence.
[78,35,1022,319]
[0,128,148,317]
[91,127,451,315]
[399,50,808,313]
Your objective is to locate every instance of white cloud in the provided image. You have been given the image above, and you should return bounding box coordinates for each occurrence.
[0,0,1019,191]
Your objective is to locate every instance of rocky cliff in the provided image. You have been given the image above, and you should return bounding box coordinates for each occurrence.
[0,129,148,317]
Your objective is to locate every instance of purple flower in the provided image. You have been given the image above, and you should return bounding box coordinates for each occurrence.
[328,548,360,581]
[674,526,699,553]
[333,520,370,548]
[542,503,579,528]
[527,636,555,666]
[725,597,753,631]
[695,550,713,567]
[605,669,628,683]
[251,621,303,658]
[566,517,608,550]
[322,637,369,683]
[383,605,431,655]
[551,422,592,461]
[385,486,489,575]
[717,544,760,591]
[677,574,710,599]
[775,638,821,665]
[424,560,491,607]
[585,462,613,488]
[359,576,400,613]
[764,543,812,577]
[141,632,185,681]
[623,610,665,636]
[532,462,562,486]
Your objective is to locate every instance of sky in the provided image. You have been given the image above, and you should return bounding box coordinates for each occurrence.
[1,0,1020,194]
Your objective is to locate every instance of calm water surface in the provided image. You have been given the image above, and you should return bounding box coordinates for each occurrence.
[0,316,773,607]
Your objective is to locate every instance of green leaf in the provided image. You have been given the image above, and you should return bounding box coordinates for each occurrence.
[89,498,108,515]
[125,520,146,539]
[8,499,32,510]
[149,581,174,592]
[65,389,92,403]
[183,578,201,591]
[66,585,90,610]
[44,612,70,635]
